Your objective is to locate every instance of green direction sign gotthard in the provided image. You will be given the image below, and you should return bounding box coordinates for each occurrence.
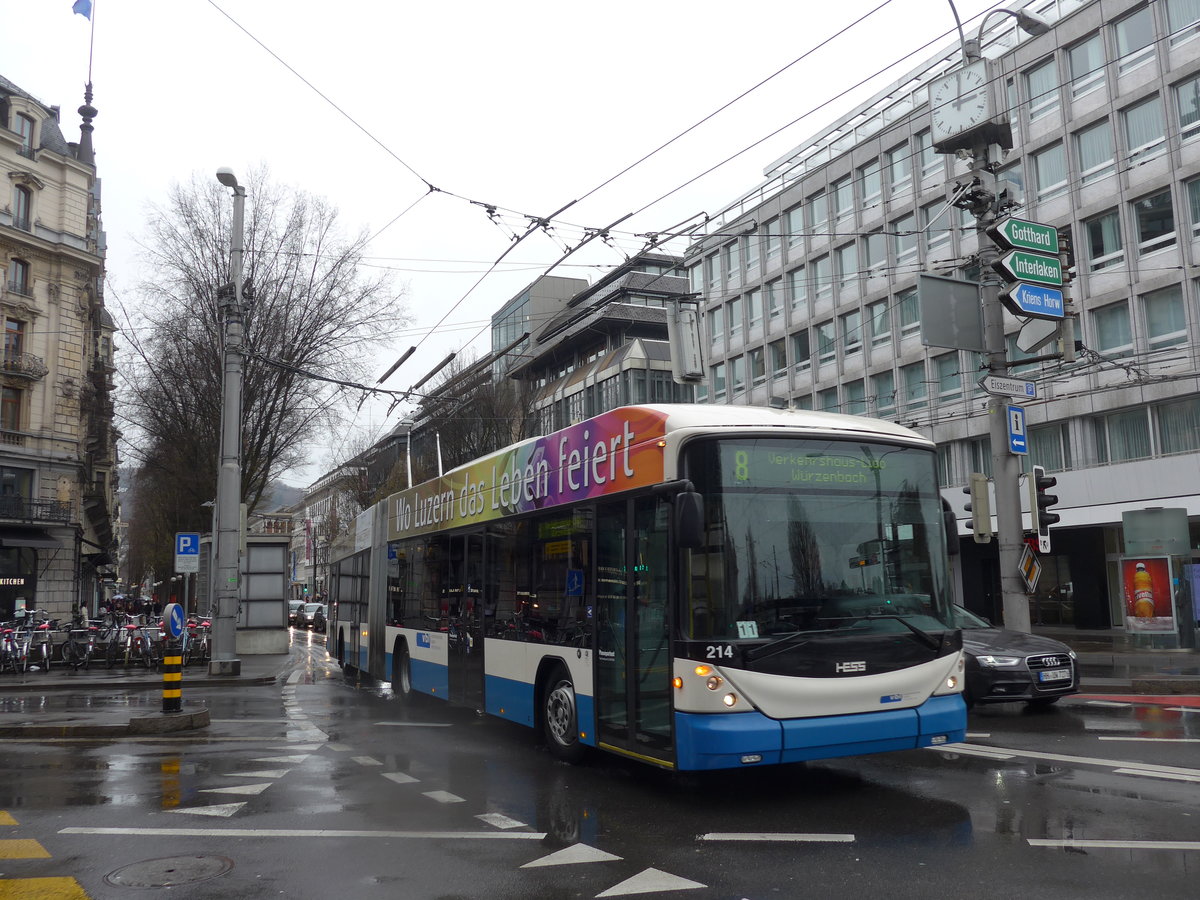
[992,250,1062,287]
[986,217,1060,255]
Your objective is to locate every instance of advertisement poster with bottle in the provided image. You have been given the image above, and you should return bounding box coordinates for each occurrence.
[1121,556,1174,633]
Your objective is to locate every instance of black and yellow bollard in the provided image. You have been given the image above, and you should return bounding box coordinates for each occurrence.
[161,602,184,714]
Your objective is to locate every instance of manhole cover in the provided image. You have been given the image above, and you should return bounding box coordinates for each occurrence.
[105,855,234,888]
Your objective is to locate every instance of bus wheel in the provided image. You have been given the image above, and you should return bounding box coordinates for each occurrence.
[392,642,412,699]
[542,665,585,763]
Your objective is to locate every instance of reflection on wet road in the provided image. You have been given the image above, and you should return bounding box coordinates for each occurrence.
[0,644,1197,898]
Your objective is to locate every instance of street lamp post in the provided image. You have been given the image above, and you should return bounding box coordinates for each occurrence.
[942,3,1051,634]
[211,167,246,676]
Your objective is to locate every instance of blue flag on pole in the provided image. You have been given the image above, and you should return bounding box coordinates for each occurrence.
[73,0,92,19]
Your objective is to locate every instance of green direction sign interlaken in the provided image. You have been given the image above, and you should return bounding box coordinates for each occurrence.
[987,217,1060,254]
[992,250,1063,287]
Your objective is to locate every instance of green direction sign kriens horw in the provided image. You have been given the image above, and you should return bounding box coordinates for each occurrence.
[992,250,1063,287]
[986,217,1060,255]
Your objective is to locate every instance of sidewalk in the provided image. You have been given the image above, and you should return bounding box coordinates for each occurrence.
[0,652,292,738]
[1033,625,1200,695]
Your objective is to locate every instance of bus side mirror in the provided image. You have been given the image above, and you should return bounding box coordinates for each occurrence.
[676,490,704,549]
[942,498,960,556]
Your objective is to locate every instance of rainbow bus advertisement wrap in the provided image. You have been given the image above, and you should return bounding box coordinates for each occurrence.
[388,407,669,541]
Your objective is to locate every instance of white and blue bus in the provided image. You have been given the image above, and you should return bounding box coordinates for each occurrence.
[328,404,966,771]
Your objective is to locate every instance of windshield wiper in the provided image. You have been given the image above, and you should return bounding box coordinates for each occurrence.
[743,626,841,663]
[824,614,942,650]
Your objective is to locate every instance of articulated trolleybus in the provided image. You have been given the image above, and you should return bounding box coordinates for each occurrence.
[330,404,965,771]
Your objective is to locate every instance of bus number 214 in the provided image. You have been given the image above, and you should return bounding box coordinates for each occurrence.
[706,645,733,659]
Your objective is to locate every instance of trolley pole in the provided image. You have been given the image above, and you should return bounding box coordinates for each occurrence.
[211,168,246,676]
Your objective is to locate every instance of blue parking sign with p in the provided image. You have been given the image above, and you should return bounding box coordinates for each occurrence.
[176,533,200,555]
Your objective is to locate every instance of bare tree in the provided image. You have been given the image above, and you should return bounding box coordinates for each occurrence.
[119,167,410,566]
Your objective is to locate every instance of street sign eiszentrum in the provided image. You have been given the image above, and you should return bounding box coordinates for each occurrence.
[986,217,1060,255]
[978,375,1037,399]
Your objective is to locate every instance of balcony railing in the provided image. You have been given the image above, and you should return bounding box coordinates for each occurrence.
[2,352,48,381]
[0,496,71,523]
[0,431,25,448]
[5,282,31,298]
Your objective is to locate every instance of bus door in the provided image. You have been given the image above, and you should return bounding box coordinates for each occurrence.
[447,532,485,709]
[594,496,673,765]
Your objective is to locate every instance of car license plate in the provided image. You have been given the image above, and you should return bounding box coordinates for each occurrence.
[1038,667,1071,683]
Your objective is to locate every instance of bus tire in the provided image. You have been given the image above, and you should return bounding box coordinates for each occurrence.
[391,641,412,699]
[542,664,585,763]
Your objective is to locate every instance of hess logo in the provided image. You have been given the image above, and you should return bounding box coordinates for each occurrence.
[835,661,866,673]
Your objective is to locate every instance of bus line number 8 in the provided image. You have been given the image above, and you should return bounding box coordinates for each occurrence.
[734,450,749,483]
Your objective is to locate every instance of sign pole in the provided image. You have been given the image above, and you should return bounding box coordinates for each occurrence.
[161,602,185,714]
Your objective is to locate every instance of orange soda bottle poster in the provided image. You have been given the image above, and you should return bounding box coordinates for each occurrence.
[1121,556,1174,633]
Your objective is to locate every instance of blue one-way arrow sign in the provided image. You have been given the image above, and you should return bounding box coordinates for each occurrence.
[1001,282,1064,320]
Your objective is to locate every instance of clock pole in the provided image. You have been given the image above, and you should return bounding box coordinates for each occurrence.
[940,3,1052,634]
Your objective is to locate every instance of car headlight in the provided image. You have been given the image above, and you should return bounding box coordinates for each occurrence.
[976,655,1022,667]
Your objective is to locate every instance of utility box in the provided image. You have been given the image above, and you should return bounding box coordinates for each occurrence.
[198,533,289,654]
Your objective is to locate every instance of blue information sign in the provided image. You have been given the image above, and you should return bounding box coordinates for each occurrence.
[1007,405,1028,455]
[1002,283,1065,320]
[164,602,185,639]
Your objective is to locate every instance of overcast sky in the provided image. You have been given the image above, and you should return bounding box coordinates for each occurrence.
[3,0,997,485]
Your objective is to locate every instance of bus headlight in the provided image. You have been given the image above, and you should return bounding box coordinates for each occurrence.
[945,675,958,690]
[706,675,723,691]
[722,693,738,707]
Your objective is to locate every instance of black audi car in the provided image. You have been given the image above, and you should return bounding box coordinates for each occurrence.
[953,606,1078,707]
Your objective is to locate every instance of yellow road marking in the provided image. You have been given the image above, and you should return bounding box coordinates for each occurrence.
[0,876,90,899]
[0,838,51,858]
[0,812,17,826]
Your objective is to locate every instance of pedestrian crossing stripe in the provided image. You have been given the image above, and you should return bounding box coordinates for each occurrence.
[0,876,90,899]
[0,839,51,859]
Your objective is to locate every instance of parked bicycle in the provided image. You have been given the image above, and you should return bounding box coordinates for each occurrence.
[0,621,26,673]
[20,610,56,673]
[118,614,154,668]
[185,617,212,667]
[60,622,97,670]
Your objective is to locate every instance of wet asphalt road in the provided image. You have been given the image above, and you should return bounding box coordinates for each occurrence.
[1,638,1199,899]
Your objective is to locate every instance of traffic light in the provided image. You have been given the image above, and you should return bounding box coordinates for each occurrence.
[962,472,992,544]
[1029,465,1059,552]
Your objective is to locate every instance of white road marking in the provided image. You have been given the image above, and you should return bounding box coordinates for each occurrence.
[521,843,621,867]
[1029,839,1200,851]
[273,744,322,751]
[226,770,290,778]
[286,671,301,684]
[382,773,419,785]
[252,755,311,763]
[965,732,991,738]
[61,827,548,840]
[212,718,294,723]
[423,791,465,804]
[373,722,453,727]
[352,756,383,766]
[166,802,246,817]
[935,742,1200,781]
[201,783,274,796]
[700,833,855,843]
[1163,707,1200,713]
[477,813,526,830]
[596,867,706,896]
[927,745,1014,760]
[327,743,353,752]
[1112,768,1200,783]
[1099,737,1200,743]
[1086,701,1131,708]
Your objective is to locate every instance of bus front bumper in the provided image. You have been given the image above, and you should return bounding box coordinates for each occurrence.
[673,694,966,771]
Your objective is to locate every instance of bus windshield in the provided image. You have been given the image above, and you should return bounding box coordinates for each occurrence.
[682,436,954,642]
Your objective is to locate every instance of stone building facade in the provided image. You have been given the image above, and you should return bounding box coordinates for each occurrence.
[0,75,117,622]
